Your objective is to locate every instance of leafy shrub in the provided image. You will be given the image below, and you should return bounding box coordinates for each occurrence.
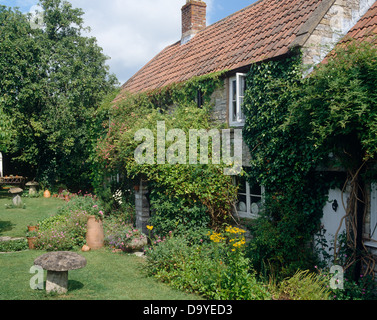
[275,270,331,300]
[95,178,135,220]
[318,268,377,300]
[104,215,146,252]
[35,195,99,251]
[145,227,271,300]
[148,190,210,239]
[57,193,104,217]
[36,228,75,251]
[36,209,89,251]
[0,239,28,252]
[330,274,376,300]
[38,214,69,232]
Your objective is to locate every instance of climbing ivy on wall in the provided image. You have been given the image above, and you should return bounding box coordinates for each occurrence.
[95,71,238,230]
[242,51,331,278]
[243,40,377,279]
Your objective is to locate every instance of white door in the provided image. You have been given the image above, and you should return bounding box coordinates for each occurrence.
[316,188,349,262]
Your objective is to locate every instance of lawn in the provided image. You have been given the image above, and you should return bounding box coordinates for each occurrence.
[0,249,200,300]
[0,189,64,238]
[0,189,202,300]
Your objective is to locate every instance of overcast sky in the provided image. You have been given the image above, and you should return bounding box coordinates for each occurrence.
[3,0,257,84]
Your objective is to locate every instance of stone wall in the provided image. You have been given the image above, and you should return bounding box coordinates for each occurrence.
[209,79,252,168]
[302,0,375,68]
[135,178,150,235]
[209,79,228,124]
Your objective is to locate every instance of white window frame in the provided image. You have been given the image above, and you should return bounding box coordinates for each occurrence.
[234,177,265,219]
[229,73,246,127]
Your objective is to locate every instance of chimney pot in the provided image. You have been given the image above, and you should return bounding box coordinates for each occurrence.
[181,0,207,45]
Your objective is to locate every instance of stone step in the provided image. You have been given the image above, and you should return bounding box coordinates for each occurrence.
[0,236,24,242]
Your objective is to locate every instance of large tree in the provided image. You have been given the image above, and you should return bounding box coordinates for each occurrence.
[0,0,118,189]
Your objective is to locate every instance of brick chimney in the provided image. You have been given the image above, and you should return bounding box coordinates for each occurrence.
[181,0,207,45]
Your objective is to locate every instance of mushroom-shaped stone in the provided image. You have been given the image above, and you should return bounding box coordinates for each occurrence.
[25,181,39,195]
[8,187,23,207]
[34,251,87,294]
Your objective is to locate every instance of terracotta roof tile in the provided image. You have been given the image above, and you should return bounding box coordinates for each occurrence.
[120,0,330,94]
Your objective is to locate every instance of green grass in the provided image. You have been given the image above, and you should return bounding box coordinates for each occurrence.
[0,189,202,300]
[0,190,64,238]
[0,249,201,300]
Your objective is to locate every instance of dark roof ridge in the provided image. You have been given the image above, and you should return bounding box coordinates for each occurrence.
[290,0,336,48]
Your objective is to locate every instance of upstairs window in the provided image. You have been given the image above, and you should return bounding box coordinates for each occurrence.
[229,73,246,126]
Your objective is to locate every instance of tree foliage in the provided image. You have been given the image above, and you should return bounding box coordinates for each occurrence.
[0,1,117,189]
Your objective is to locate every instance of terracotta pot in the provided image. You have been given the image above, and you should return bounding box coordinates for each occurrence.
[43,190,51,198]
[81,245,91,252]
[27,237,37,250]
[86,215,104,250]
[27,225,38,232]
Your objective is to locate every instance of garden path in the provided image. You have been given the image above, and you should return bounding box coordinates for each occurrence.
[0,236,23,242]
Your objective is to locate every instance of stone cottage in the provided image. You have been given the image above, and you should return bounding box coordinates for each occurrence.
[116,0,377,269]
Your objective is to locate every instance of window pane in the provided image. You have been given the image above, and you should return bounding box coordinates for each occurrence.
[237,194,247,212]
[250,184,262,196]
[250,200,261,215]
[239,97,245,120]
[232,101,237,122]
[231,80,237,122]
[232,80,237,100]
[237,175,247,194]
[250,183,262,216]
[239,76,246,96]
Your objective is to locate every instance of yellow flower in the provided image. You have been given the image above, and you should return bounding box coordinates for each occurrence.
[209,232,225,243]
[232,237,246,249]
[225,225,246,234]
[147,225,154,231]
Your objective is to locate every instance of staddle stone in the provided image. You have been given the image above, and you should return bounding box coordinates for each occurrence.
[34,251,87,294]
[46,271,69,294]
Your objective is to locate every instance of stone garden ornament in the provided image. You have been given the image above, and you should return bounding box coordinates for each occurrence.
[8,187,23,207]
[34,251,87,294]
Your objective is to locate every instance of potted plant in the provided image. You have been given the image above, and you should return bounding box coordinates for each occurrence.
[27,223,39,232]
[26,230,39,250]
